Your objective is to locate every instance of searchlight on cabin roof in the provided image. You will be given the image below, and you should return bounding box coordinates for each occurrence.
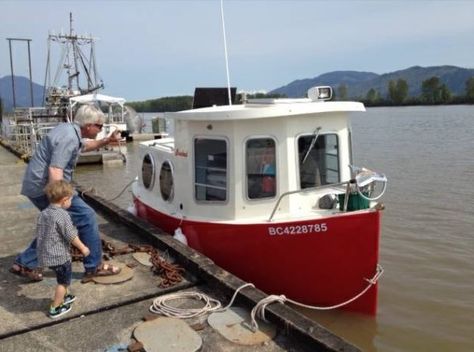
[308,86,332,101]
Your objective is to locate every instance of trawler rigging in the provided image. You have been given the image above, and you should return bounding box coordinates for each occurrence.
[44,12,104,117]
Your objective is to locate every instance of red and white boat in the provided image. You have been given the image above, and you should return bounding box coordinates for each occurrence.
[131,86,387,315]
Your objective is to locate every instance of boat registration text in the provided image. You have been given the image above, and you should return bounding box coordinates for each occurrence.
[268,223,328,236]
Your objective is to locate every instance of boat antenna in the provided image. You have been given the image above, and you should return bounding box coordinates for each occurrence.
[220,0,232,106]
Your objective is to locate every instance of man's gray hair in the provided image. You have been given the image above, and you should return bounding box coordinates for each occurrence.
[74,104,105,127]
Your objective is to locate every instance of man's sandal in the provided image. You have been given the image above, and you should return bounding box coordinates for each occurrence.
[81,262,121,283]
[9,264,43,282]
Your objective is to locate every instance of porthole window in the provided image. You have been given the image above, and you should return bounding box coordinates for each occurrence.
[159,160,174,202]
[141,153,155,189]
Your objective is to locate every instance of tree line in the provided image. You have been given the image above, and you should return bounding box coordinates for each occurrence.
[336,76,474,106]
[128,96,194,112]
[127,93,285,112]
[127,76,474,112]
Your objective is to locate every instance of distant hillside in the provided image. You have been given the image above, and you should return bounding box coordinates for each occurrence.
[271,71,378,98]
[3,66,474,111]
[0,75,44,112]
[270,65,474,99]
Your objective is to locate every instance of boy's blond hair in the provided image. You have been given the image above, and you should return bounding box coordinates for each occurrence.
[44,180,74,203]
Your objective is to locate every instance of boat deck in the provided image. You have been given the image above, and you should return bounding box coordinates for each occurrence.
[0,144,360,351]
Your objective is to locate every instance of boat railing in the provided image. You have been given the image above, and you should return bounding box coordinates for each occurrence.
[13,123,35,157]
[268,181,351,222]
[0,115,57,158]
[149,140,175,151]
[268,168,387,221]
[1,114,16,141]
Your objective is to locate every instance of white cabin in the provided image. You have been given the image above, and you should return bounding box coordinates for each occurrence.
[134,91,365,223]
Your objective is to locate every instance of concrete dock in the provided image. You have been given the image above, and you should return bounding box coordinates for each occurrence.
[0,144,360,352]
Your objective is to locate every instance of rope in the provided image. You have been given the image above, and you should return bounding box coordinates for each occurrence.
[106,124,127,163]
[249,294,286,331]
[149,283,255,319]
[218,283,255,311]
[107,178,136,201]
[80,187,96,198]
[148,265,382,331]
[114,138,127,163]
[248,264,384,331]
[79,178,136,202]
[150,291,222,319]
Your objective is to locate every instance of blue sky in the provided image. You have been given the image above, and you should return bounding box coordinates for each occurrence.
[1,0,474,101]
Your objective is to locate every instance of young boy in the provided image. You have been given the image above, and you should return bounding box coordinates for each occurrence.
[36,180,90,318]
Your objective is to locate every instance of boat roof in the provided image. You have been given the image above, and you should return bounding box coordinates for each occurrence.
[69,93,126,105]
[165,100,365,121]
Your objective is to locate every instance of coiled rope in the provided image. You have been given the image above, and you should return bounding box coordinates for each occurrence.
[149,283,255,319]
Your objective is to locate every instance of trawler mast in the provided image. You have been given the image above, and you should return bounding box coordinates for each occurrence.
[44,12,104,108]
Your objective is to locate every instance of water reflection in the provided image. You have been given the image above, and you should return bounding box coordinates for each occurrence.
[298,308,378,351]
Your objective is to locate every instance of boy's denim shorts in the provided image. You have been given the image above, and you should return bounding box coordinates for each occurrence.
[49,261,72,286]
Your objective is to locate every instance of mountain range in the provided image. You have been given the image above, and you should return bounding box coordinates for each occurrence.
[0,75,44,112]
[2,65,474,111]
[269,65,474,99]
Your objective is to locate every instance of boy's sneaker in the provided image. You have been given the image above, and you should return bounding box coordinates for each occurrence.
[63,293,76,305]
[49,303,71,319]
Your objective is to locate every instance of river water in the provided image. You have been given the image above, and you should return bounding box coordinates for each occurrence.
[74,106,474,352]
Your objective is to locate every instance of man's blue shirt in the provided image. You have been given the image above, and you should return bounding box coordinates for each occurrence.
[21,123,83,198]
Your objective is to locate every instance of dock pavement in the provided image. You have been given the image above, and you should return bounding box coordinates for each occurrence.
[0,144,360,352]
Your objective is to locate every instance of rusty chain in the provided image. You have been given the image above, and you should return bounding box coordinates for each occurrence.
[71,240,184,288]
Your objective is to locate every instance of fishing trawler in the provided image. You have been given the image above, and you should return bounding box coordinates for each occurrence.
[42,13,132,163]
[1,13,135,163]
[131,86,387,315]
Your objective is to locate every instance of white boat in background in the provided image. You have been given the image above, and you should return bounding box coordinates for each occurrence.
[69,93,126,133]
[131,86,387,315]
[69,93,128,164]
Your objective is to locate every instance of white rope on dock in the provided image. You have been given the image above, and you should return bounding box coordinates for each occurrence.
[149,283,255,319]
[149,291,222,319]
[148,266,383,332]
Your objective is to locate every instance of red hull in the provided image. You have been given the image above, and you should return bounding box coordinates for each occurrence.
[134,197,381,315]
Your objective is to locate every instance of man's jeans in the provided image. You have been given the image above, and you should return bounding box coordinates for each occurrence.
[15,194,102,273]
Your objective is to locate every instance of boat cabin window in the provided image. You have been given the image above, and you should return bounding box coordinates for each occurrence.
[246,138,276,199]
[194,138,227,202]
[159,160,174,202]
[298,134,339,188]
[141,153,156,190]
